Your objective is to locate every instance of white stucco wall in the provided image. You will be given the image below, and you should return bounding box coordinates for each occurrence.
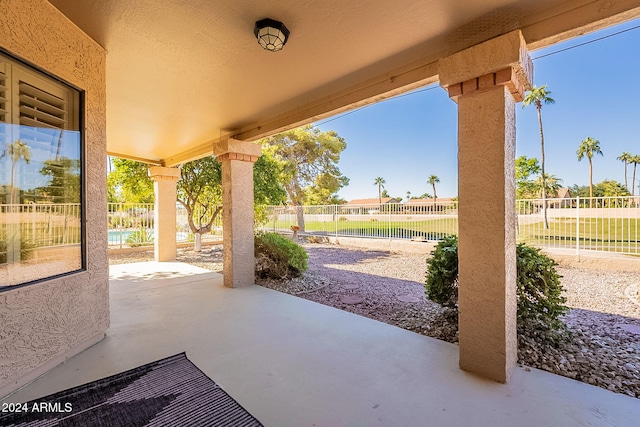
[0,0,108,396]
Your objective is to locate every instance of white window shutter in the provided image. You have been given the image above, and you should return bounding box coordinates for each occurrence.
[12,67,70,130]
[19,82,67,130]
[0,61,9,124]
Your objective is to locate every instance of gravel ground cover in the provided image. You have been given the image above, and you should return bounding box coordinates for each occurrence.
[109,243,640,398]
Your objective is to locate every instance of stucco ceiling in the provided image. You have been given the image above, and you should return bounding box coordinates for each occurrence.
[48,0,640,165]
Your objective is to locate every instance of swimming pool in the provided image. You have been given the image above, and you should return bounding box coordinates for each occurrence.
[107,230,191,245]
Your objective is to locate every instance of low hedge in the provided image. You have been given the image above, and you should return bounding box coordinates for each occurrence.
[255,232,308,279]
[425,235,568,334]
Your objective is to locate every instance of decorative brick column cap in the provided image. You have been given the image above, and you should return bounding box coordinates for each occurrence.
[439,30,532,102]
[212,138,262,162]
[148,166,181,181]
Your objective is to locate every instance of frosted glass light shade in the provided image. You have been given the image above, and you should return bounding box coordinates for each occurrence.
[254,19,290,52]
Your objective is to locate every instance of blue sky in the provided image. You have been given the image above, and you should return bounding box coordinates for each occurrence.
[315,19,640,201]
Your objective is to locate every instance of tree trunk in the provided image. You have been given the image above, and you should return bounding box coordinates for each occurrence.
[10,162,16,205]
[537,107,549,229]
[589,159,594,208]
[194,232,202,252]
[55,130,64,161]
[432,184,437,211]
[632,163,637,196]
[296,204,305,231]
[624,161,628,192]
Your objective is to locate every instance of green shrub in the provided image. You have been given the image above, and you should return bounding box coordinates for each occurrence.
[516,244,567,332]
[255,232,308,279]
[0,234,36,264]
[425,236,568,333]
[126,226,154,247]
[425,235,459,307]
[254,204,270,226]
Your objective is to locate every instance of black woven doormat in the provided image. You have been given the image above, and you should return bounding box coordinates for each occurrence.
[0,353,263,426]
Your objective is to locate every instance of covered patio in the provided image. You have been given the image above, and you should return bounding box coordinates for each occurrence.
[2,0,640,419]
[6,262,640,426]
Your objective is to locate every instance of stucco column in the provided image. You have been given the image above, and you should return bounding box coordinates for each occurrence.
[439,30,533,383]
[148,166,181,262]
[212,138,261,288]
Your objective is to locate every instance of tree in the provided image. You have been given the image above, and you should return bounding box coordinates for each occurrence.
[178,155,286,251]
[252,154,288,223]
[108,154,285,251]
[576,137,603,204]
[570,180,629,202]
[303,174,347,205]
[261,126,349,230]
[373,177,386,207]
[533,173,562,198]
[523,85,555,229]
[1,140,31,204]
[598,180,630,197]
[631,154,640,196]
[177,157,222,251]
[107,157,154,203]
[412,193,432,199]
[427,175,440,209]
[515,155,541,199]
[253,154,288,207]
[381,189,390,198]
[617,152,633,192]
[406,191,411,202]
[38,157,81,203]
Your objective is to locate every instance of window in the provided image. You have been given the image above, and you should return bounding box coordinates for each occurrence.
[0,52,83,288]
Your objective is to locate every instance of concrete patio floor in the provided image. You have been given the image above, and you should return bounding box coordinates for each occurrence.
[4,261,639,426]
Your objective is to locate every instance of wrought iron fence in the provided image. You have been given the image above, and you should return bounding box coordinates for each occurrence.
[0,203,81,249]
[107,203,223,249]
[262,197,640,255]
[515,196,640,255]
[104,197,640,255]
[261,201,458,241]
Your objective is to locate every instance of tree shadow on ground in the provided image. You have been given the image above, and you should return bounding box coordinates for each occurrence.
[304,245,394,265]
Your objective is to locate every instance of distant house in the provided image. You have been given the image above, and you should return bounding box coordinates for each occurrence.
[551,188,573,208]
[534,187,573,208]
[342,197,401,214]
[404,197,457,213]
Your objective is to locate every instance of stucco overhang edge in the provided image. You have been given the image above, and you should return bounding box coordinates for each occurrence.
[521,0,640,51]
[107,151,163,166]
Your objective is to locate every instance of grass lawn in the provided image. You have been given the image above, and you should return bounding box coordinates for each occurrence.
[518,217,639,253]
[268,216,640,253]
[268,218,459,239]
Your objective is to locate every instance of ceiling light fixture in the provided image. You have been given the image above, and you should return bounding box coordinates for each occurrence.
[254,18,290,52]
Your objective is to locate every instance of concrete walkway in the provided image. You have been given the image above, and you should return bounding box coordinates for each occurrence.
[4,262,640,426]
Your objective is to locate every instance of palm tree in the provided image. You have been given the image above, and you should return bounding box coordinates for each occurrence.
[576,137,603,206]
[631,154,640,196]
[427,175,440,211]
[373,177,386,208]
[617,152,633,192]
[406,190,411,202]
[1,140,31,204]
[523,85,555,229]
[533,173,562,198]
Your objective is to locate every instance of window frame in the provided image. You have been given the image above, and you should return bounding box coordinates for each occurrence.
[0,48,86,291]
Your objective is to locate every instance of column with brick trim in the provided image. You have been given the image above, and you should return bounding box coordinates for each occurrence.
[148,166,181,262]
[438,30,533,383]
[212,138,261,288]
